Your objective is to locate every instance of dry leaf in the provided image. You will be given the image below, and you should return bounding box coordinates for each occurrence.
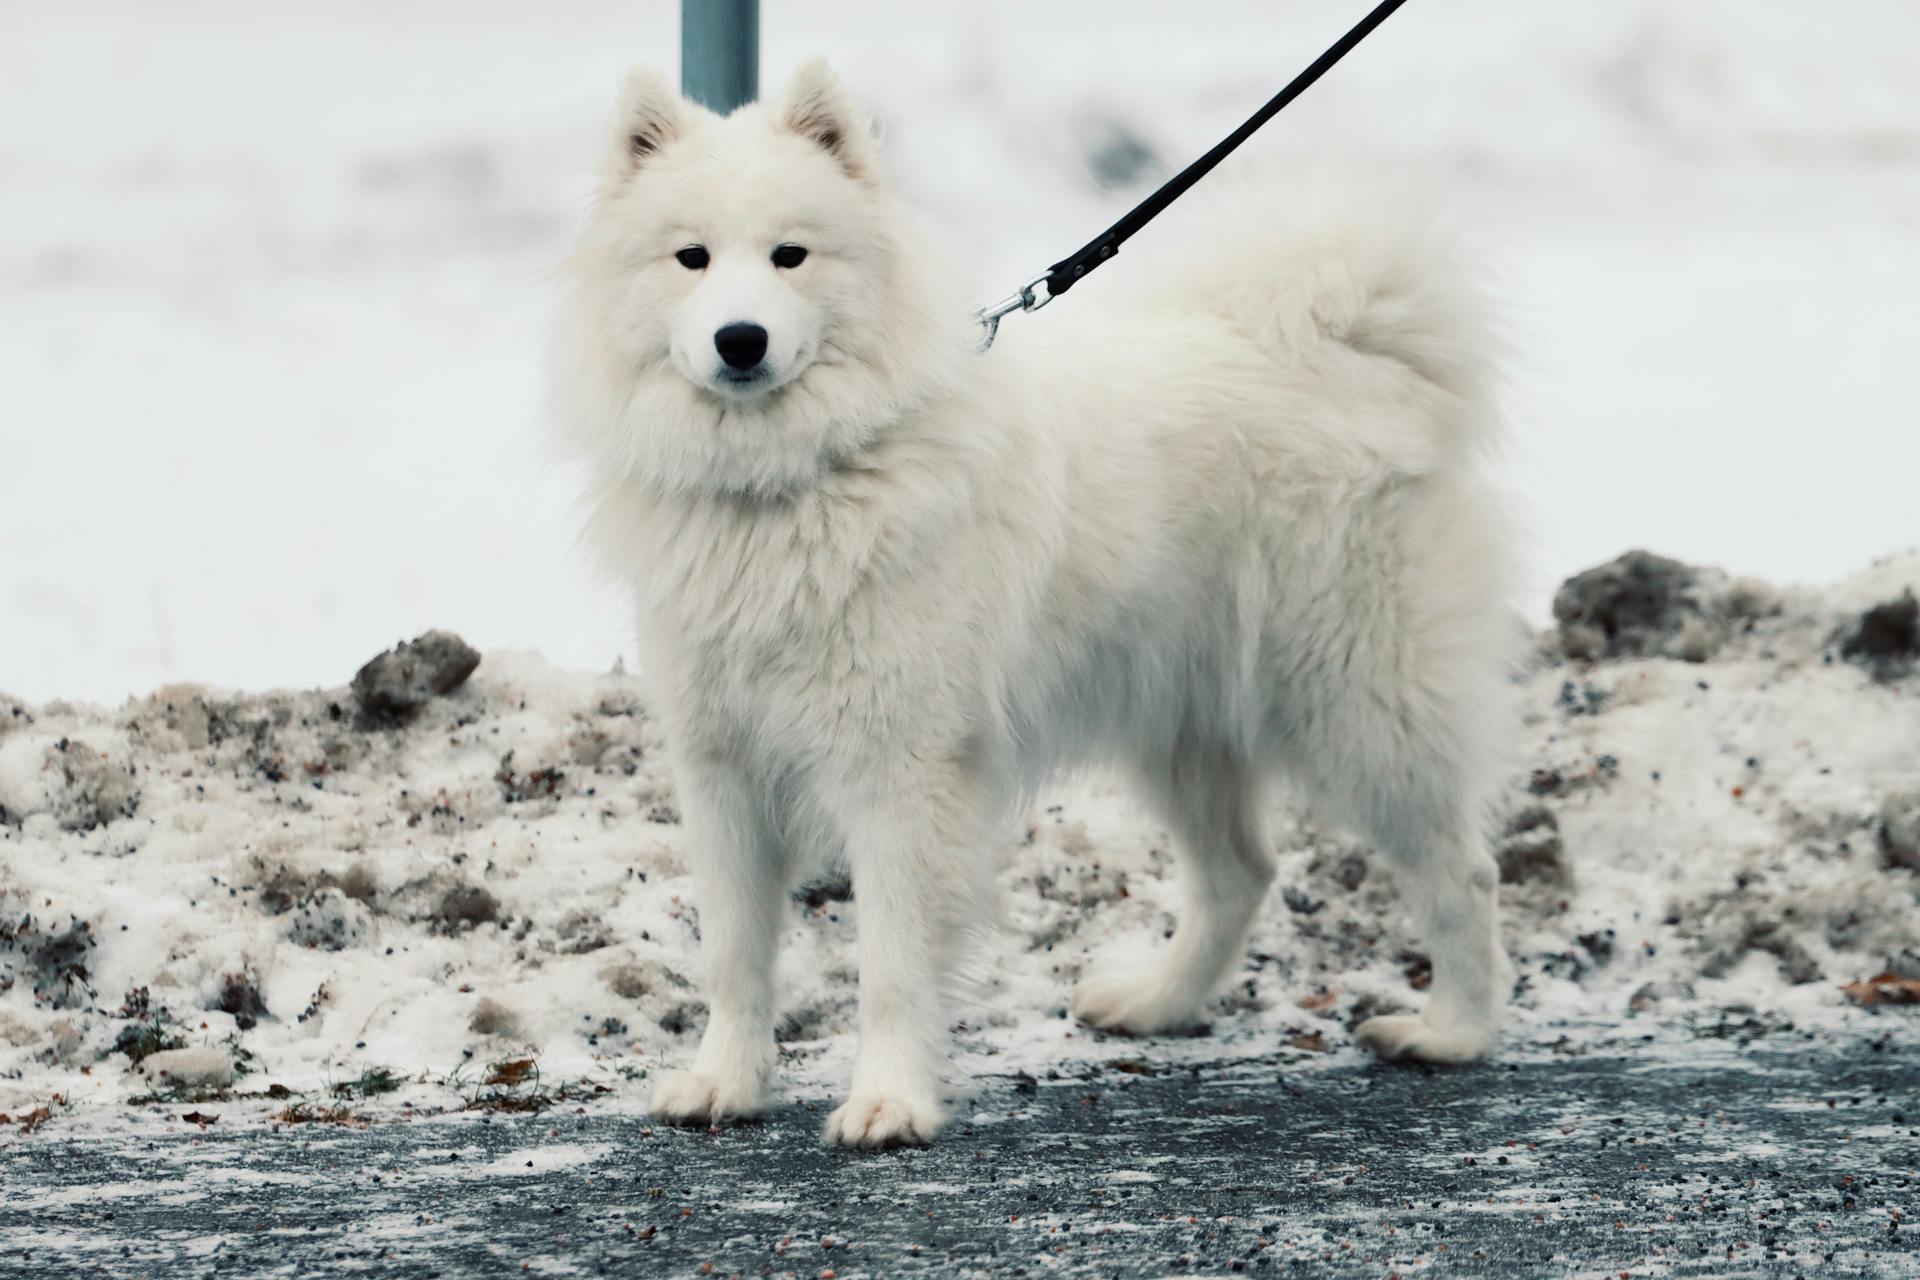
[1287,1031,1328,1053]
[180,1110,218,1127]
[485,1057,537,1087]
[1297,989,1338,1012]
[1840,972,1920,1007]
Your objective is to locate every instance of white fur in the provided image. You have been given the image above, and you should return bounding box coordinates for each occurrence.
[550,60,1520,1149]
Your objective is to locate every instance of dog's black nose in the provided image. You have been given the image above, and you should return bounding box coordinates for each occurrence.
[714,323,769,371]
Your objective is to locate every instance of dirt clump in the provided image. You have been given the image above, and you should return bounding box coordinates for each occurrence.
[433,882,501,933]
[0,915,98,1009]
[216,972,271,1029]
[1498,805,1570,886]
[45,738,140,832]
[468,997,525,1039]
[288,889,373,951]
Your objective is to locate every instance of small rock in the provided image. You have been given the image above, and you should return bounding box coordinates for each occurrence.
[1577,930,1616,965]
[141,1047,234,1089]
[1841,591,1917,681]
[1553,551,1713,662]
[351,630,481,720]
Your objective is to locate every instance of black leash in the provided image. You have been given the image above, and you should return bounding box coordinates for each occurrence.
[976,0,1411,348]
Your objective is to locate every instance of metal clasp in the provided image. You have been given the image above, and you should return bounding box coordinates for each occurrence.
[974,271,1054,351]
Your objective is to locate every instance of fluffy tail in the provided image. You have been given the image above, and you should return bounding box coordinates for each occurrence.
[1136,169,1502,465]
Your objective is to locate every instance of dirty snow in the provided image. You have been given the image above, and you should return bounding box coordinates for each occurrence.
[1,554,1915,1130]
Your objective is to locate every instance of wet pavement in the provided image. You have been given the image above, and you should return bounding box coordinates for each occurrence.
[4,1037,1916,1277]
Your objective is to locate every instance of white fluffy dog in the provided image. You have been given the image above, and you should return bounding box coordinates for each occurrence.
[550,59,1518,1149]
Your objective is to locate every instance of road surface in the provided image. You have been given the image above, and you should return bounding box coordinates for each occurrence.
[4,1038,1916,1277]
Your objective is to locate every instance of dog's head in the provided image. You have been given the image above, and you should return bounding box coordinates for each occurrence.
[553,60,965,497]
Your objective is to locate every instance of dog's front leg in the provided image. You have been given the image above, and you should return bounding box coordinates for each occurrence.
[822,766,983,1149]
[649,755,785,1125]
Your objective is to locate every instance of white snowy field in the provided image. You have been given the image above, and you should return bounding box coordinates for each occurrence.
[2,1,1918,704]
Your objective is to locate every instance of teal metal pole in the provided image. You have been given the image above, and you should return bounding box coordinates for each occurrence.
[681,0,758,113]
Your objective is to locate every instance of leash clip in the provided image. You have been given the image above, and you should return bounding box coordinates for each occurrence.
[974,271,1055,351]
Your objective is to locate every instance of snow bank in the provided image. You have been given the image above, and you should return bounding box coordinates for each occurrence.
[2,552,1916,1127]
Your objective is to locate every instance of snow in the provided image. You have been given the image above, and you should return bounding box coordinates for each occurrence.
[1,554,1915,1129]
[4,1,1919,704]
[1,0,1917,1136]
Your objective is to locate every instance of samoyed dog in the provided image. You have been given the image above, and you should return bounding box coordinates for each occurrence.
[550,59,1518,1148]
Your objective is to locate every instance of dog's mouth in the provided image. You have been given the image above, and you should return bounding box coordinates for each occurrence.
[704,345,814,399]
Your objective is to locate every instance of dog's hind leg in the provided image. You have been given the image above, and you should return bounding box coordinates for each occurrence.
[1072,741,1275,1034]
[649,756,788,1124]
[1310,477,1516,1064]
[1350,814,1509,1064]
[1299,688,1511,1064]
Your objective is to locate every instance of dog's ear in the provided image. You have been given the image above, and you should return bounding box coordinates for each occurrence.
[607,66,686,178]
[777,58,877,180]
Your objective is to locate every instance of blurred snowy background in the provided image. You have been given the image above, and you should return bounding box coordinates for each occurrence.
[3,0,1916,704]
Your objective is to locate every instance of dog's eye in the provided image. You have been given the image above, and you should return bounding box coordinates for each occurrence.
[675,246,710,270]
[771,244,808,269]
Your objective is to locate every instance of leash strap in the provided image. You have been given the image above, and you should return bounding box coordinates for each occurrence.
[976,0,1411,349]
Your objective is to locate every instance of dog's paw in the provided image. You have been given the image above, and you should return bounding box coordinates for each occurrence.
[1354,1014,1495,1065]
[1070,969,1206,1035]
[647,1069,767,1125]
[823,1094,944,1150]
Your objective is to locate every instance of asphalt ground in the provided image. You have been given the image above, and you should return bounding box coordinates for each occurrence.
[4,1037,1916,1278]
